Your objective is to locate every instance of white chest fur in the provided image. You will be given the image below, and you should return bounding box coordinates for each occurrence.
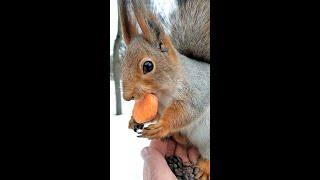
[178,54,210,160]
[180,105,210,160]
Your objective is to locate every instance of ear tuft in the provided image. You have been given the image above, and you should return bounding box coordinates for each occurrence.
[125,0,177,61]
[131,0,166,44]
[147,19,161,39]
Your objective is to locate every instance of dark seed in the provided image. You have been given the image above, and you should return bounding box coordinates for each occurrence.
[183,174,189,180]
[186,167,193,174]
[193,167,199,175]
[175,169,183,176]
[165,155,197,179]
[137,124,144,129]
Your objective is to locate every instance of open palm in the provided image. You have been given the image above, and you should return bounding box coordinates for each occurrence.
[141,139,200,180]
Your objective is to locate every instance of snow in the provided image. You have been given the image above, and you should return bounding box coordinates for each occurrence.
[110,80,150,180]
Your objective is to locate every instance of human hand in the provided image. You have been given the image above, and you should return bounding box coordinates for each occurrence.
[141,138,200,180]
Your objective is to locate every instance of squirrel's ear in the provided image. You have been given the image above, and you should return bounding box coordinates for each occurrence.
[119,0,138,45]
[131,0,176,58]
[131,0,152,42]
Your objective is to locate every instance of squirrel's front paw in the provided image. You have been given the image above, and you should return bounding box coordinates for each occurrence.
[128,116,144,132]
[138,121,170,140]
[128,116,136,129]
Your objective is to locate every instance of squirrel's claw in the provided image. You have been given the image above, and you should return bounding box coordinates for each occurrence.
[139,122,169,139]
[128,116,144,132]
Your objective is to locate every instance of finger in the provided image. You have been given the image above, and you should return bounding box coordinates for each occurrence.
[188,146,200,164]
[149,139,168,155]
[166,139,176,156]
[141,147,176,180]
[175,144,189,163]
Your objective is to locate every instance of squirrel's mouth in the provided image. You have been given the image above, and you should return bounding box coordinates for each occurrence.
[134,87,159,100]
[135,92,157,101]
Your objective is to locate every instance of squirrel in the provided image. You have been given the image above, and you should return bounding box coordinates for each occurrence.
[119,0,210,179]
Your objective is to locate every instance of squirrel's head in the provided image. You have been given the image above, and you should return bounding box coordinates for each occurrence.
[119,0,180,101]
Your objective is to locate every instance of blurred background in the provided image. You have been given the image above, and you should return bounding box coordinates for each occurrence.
[109,0,175,179]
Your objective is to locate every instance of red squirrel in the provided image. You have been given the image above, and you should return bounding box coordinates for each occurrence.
[119,0,210,179]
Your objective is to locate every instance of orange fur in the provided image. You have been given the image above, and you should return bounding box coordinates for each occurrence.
[196,158,210,180]
[138,99,191,140]
[161,100,189,131]
[119,0,138,45]
[171,132,190,146]
[131,0,151,41]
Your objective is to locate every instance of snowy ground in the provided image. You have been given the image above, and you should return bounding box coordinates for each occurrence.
[110,80,150,180]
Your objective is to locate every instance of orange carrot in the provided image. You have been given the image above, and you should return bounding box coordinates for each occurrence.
[132,94,158,123]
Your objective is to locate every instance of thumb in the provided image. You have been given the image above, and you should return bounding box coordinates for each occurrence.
[141,147,176,180]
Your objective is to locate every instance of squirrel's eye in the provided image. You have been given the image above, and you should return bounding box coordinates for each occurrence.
[143,61,154,74]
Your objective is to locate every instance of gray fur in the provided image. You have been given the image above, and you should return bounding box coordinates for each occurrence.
[178,54,210,160]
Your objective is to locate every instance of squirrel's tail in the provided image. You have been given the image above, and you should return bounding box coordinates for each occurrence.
[165,0,210,63]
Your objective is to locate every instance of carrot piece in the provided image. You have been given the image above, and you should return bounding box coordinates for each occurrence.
[132,94,158,123]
